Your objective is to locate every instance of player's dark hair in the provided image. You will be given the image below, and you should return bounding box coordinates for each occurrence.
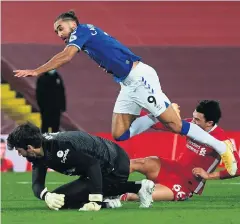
[55,10,79,25]
[7,122,43,151]
[196,100,222,125]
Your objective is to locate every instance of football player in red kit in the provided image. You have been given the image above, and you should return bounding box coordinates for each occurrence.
[1,138,13,172]
[122,100,239,201]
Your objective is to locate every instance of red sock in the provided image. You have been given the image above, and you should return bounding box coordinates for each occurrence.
[120,193,128,201]
[140,109,148,117]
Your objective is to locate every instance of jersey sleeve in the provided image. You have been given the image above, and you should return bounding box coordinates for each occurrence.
[32,161,48,200]
[67,27,92,51]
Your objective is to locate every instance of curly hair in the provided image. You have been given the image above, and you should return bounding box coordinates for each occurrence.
[7,122,43,150]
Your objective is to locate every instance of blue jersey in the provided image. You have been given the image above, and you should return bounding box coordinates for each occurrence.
[67,24,141,82]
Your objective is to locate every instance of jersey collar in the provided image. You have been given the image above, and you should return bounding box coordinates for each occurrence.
[208,124,217,133]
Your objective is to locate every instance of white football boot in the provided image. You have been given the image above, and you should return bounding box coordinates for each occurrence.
[137,179,155,208]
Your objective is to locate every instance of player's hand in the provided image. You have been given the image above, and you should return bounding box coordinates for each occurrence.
[13,69,38,77]
[192,167,210,180]
[79,202,102,211]
[79,194,103,211]
[171,103,181,119]
[45,192,65,211]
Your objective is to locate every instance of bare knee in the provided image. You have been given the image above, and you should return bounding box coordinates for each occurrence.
[130,158,146,173]
[112,130,127,141]
[111,113,136,141]
[130,157,160,181]
[165,120,182,134]
[157,106,183,134]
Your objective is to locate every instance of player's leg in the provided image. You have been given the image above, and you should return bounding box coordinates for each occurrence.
[112,78,159,141]
[103,146,155,208]
[127,157,175,201]
[124,184,174,201]
[128,62,236,175]
[123,158,192,202]
[52,177,115,209]
[52,177,90,209]
[130,156,160,181]
[111,113,137,140]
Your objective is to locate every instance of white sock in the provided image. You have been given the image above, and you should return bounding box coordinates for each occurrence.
[129,114,158,137]
[187,123,226,154]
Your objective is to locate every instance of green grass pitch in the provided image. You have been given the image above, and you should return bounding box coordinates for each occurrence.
[2,172,240,224]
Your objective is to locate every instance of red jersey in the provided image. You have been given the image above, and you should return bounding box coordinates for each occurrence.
[177,122,228,195]
[1,158,13,172]
[151,117,230,195]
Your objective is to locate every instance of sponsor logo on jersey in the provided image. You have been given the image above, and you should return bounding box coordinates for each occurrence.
[57,151,64,158]
[61,149,70,163]
[186,139,207,156]
[69,34,77,42]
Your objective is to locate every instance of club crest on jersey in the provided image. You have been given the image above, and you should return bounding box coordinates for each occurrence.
[61,149,70,163]
[69,34,77,42]
[57,151,64,158]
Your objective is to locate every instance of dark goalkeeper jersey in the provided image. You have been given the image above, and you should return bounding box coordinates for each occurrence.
[31,131,124,199]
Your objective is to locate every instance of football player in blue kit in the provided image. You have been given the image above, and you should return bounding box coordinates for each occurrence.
[14,11,237,176]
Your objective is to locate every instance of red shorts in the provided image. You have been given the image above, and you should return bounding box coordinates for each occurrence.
[155,158,193,201]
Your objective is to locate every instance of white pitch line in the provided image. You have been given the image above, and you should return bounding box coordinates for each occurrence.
[17,181,64,184]
[210,182,240,185]
[16,181,240,185]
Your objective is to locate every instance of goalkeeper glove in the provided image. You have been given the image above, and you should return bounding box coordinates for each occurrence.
[79,194,103,211]
[44,192,65,211]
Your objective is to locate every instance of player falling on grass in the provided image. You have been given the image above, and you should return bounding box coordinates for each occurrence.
[122,100,239,201]
[13,11,237,176]
[7,122,155,211]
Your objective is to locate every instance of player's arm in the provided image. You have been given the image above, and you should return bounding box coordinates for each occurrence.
[192,167,240,180]
[32,161,65,211]
[34,26,92,77]
[32,162,48,199]
[192,167,221,180]
[14,46,78,78]
[14,26,91,78]
[34,46,78,75]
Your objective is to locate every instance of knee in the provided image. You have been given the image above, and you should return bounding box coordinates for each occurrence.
[112,129,130,141]
[130,158,145,173]
[165,120,182,134]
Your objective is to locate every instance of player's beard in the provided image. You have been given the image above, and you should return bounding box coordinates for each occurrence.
[26,156,37,162]
[26,154,39,162]
[65,27,76,44]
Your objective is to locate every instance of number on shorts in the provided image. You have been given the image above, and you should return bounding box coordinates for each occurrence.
[147,96,156,106]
